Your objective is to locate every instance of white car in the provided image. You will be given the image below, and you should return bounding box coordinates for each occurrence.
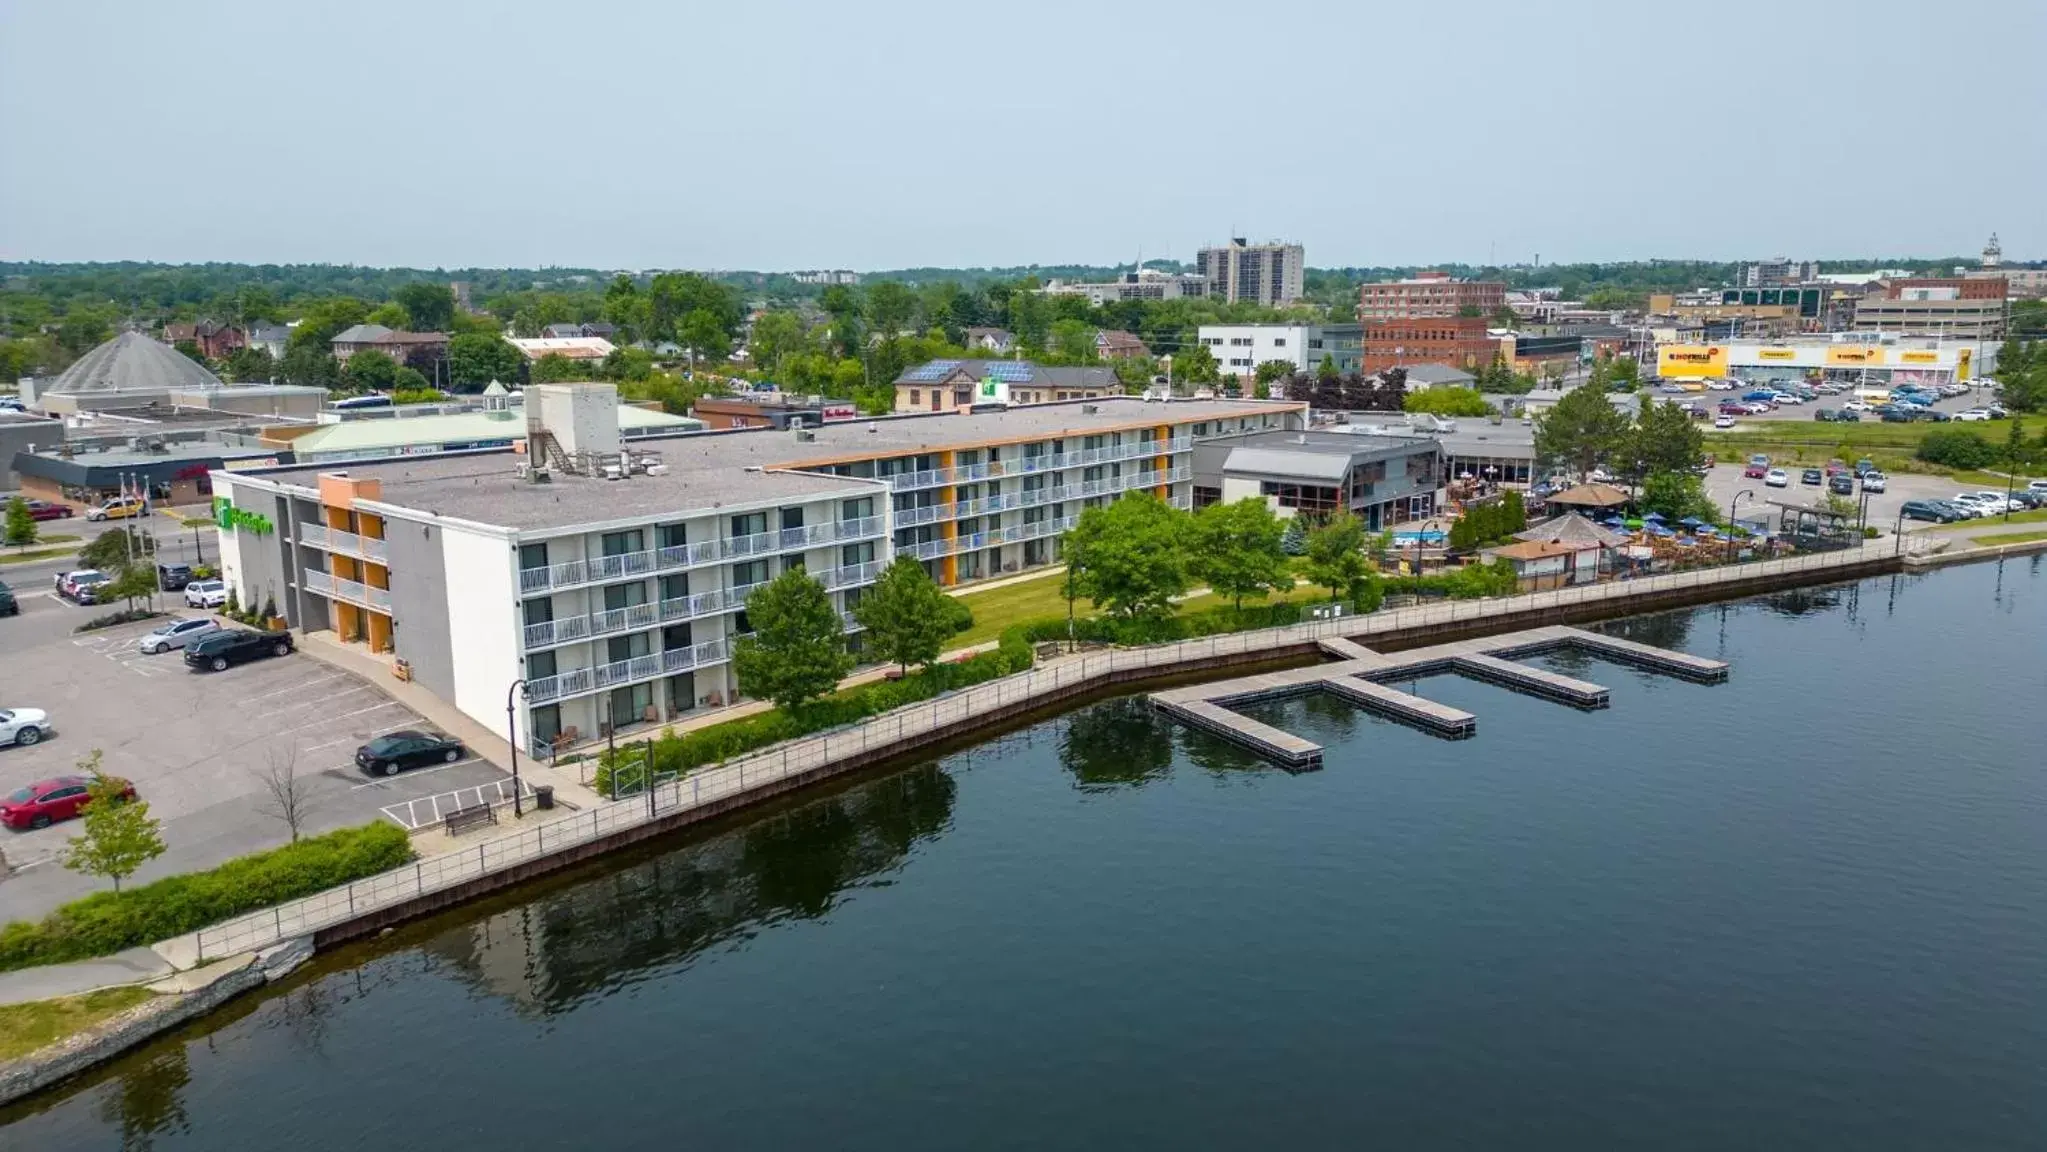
[1706,381,1736,391]
[184,580,228,608]
[1765,468,1790,488]
[0,708,50,748]
[1947,495,1992,517]
[1859,472,1887,493]
[2029,480,2047,494]
[1841,400,1871,413]
[1955,409,1993,421]
[1967,491,2023,514]
[1714,414,1737,429]
[138,617,219,654]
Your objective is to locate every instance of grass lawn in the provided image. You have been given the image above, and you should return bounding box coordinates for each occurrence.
[1947,470,2041,488]
[1971,530,2047,546]
[0,545,77,565]
[1955,508,2047,528]
[947,571,1096,649]
[0,985,157,1062]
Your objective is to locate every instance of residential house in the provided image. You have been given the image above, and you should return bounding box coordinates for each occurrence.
[965,327,1015,354]
[248,324,292,359]
[1094,330,1149,360]
[330,324,451,365]
[891,359,1119,412]
[509,336,617,363]
[542,322,619,340]
[163,321,246,360]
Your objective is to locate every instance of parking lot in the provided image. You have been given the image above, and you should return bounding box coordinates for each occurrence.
[0,610,510,925]
[1695,461,1973,537]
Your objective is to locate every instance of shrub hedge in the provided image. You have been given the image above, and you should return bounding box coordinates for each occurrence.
[1915,428,1998,470]
[594,627,1034,794]
[0,822,414,972]
[595,567,1521,793]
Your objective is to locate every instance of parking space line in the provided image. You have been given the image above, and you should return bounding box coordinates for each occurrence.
[350,756,488,791]
[300,720,419,754]
[242,671,352,703]
[268,700,406,739]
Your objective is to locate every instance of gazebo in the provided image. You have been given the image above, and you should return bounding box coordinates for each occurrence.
[1543,483,1631,516]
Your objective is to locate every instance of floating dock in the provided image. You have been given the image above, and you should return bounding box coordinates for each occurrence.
[1151,625,1726,765]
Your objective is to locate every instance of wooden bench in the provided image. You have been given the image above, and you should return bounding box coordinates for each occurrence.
[443,803,498,836]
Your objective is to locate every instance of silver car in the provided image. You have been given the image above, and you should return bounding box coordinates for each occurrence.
[183,579,227,608]
[138,617,220,654]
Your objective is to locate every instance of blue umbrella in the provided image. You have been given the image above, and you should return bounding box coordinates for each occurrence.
[1602,516,1626,527]
[1643,512,1666,522]
[1677,516,1705,527]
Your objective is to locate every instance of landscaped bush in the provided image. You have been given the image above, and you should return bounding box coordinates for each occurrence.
[0,822,414,972]
[594,627,1034,794]
[1916,428,1998,470]
[73,608,160,633]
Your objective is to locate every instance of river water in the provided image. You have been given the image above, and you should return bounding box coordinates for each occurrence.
[6,559,2046,1150]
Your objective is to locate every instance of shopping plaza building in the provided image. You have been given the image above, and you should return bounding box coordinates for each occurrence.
[210,385,1306,755]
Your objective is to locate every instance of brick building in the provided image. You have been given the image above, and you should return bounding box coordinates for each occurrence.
[1361,316,1496,373]
[1357,272,1506,321]
[1885,277,2007,300]
[163,322,246,360]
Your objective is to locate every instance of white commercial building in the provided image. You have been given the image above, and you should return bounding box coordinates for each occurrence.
[1196,323,1363,378]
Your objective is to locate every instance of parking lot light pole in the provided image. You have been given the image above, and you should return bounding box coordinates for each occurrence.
[1728,489,1754,563]
[505,679,527,817]
[1894,508,1906,556]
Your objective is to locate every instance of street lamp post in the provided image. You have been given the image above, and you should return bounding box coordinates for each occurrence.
[1727,489,1754,564]
[505,679,527,817]
[1894,507,1906,556]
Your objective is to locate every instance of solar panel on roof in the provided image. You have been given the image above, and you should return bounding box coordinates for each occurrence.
[987,362,1032,381]
[904,359,962,382]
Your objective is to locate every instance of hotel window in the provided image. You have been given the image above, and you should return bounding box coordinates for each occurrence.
[841,497,873,521]
[732,559,768,588]
[518,542,548,571]
[730,511,767,539]
[600,530,642,557]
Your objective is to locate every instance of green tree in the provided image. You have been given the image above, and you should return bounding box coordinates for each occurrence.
[4,495,38,551]
[1279,516,1307,557]
[1534,383,1631,478]
[286,298,369,354]
[342,349,400,393]
[1173,342,1219,386]
[852,556,953,673]
[391,366,432,395]
[79,528,150,571]
[105,563,159,611]
[1994,340,2044,413]
[1188,498,1290,612]
[278,345,341,389]
[446,333,524,390]
[864,281,919,340]
[1404,386,1493,417]
[1623,398,1706,478]
[1063,492,1191,619]
[1048,319,1098,364]
[1639,472,1717,522]
[529,353,584,383]
[221,345,275,383]
[732,570,854,713]
[394,283,456,332]
[63,752,165,892]
[678,309,732,362]
[173,339,207,364]
[1254,359,1293,386]
[748,311,810,375]
[364,302,410,330]
[1610,356,1641,391]
[1303,513,1371,606]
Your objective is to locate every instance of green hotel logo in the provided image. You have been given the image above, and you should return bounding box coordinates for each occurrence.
[213,496,274,536]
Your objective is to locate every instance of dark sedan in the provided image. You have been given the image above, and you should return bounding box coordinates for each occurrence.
[1828,473,1855,495]
[1801,469,1824,486]
[1900,500,1961,523]
[183,629,294,671]
[356,731,465,777]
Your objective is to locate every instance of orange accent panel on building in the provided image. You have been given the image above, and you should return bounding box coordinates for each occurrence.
[318,473,383,508]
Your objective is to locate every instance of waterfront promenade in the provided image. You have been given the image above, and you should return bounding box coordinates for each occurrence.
[182,542,1898,963]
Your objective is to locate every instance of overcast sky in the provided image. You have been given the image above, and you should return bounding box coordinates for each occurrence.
[2,0,2041,270]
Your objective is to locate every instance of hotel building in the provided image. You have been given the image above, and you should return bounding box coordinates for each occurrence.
[210,385,1306,757]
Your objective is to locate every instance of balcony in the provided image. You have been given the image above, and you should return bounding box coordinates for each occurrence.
[523,516,897,595]
[303,568,389,613]
[298,523,387,564]
[525,638,730,704]
[881,437,1191,491]
[820,559,885,590]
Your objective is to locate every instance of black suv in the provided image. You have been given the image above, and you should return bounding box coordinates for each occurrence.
[157,563,194,591]
[184,629,293,671]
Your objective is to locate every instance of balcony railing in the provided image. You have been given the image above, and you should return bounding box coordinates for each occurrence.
[525,638,730,704]
[820,559,885,590]
[298,523,330,548]
[297,523,388,565]
[882,436,1191,491]
[303,567,389,613]
[526,518,889,595]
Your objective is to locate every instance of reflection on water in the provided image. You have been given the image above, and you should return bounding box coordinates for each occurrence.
[425,763,957,1016]
[1058,697,1174,790]
[94,1047,189,1152]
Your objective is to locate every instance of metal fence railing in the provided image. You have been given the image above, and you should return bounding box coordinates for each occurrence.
[191,543,1887,962]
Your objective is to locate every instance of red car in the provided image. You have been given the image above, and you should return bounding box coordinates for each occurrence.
[22,500,75,522]
[1,775,136,830]
[1742,456,1771,479]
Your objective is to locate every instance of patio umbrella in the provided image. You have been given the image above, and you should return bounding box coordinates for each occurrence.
[1677,516,1705,527]
[1623,518,1645,530]
[1602,516,1627,527]
[1643,512,1666,522]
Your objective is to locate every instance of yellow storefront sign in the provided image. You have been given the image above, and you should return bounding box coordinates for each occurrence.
[1656,345,1727,378]
[1826,347,1887,366]
[1756,347,1798,361]
[1959,348,1973,377]
[1897,350,1941,365]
